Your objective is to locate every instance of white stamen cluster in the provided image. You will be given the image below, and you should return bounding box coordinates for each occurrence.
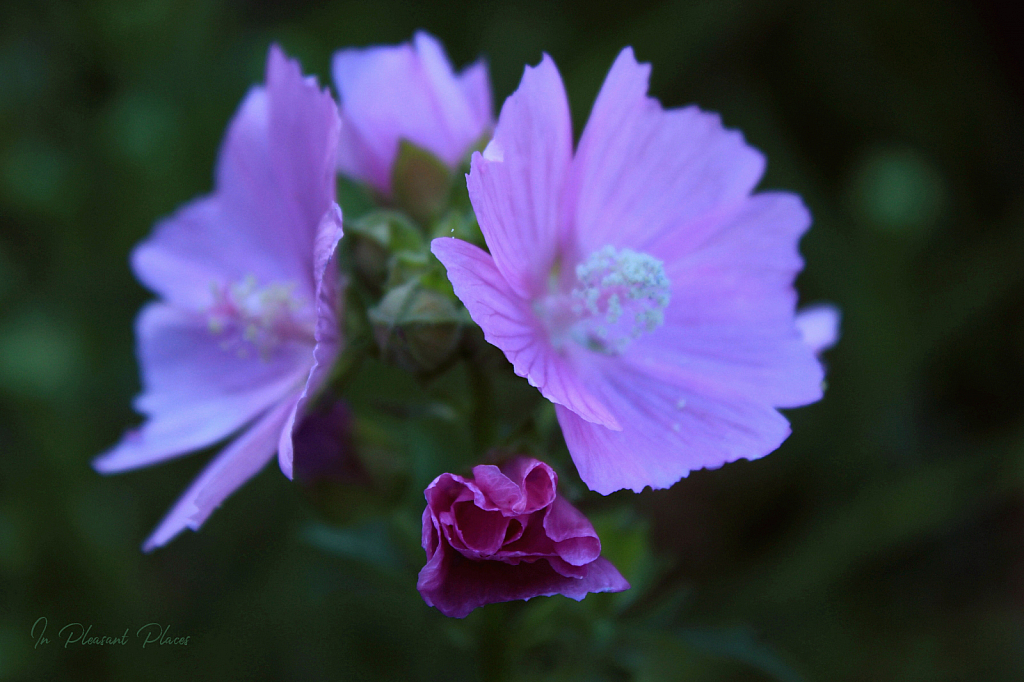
[569,246,671,354]
[206,275,312,360]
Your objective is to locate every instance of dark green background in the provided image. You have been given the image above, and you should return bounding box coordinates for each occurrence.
[2,0,1023,679]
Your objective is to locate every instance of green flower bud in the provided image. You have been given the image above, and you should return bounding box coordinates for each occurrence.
[347,210,425,288]
[368,280,463,374]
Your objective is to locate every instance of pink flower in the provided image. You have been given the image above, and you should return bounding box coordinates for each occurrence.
[94,46,344,551]
[332,31,493,195]
[432,49,833,495]
[417,457,629,618]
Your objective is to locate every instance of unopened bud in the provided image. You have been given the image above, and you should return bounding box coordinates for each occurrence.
[347,210,426,288]
[368,280,462,374]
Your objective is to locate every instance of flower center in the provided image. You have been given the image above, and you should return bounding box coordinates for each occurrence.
[205,275,314,360]
[537,246,670,355]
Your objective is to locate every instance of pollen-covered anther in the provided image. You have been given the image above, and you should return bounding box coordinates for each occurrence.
[205,276,313,359]
[568,246,671,354]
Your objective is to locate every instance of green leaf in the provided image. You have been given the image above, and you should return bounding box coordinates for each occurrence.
[675,626,805,682]
[301,520,403,572]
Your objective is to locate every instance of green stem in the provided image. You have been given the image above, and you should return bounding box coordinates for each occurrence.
[466,353,494,454]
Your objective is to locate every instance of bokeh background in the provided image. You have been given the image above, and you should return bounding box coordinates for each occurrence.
[2,0,1024,679]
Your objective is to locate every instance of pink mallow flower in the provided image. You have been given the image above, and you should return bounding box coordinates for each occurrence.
[332,31,492,195]
[432,48,835,495]
[93,46,344,551]
[417,457,629,618]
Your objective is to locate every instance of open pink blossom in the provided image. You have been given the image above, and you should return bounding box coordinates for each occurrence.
[432,48,834,494]
[94,46,344,551]
[332,31,492,195]
[417,457,629,618]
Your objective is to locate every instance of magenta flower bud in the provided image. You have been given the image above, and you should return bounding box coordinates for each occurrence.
[332,31,493,196]
[417,457,629,618]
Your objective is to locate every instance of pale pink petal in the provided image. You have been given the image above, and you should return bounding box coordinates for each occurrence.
[795,304,841,354]
[567,48,765,259]
[558,365,792,494]
[94,303,310,474]
[142,396,296,551]
[457,59,493,133]
[412,32,478,160]
[262,45,342,268]
[277,206,345,479]
[466,54,573,299]
[627,192,824,408]
[332,32,491,194]
[133,46,340,309]
[431,238,619,429]
[334,43,420,192]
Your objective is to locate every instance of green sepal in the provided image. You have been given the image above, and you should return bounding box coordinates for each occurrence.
[346,210,426,288]
[367,279,464,374]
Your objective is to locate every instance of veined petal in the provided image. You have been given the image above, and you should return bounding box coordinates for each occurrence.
[262,45,342,272]
[94,303,310,474]
[629,192,824,408]
[432,238,619,429]
[133,46,339,309]
[142,397,296,552]
[278,205,345,479]
[558,365,792,494]
[466,54,573,299]
[567,48,765,258]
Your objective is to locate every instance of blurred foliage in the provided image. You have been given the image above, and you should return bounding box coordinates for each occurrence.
[2,0,1024,680]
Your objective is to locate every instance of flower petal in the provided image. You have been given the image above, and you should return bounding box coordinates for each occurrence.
[133,46,340,309]
[452,502,508,555]
[277,205,345,479]
[796,303,841,354]
[417,543,628,618]
[543,496,601,567]
[457,59,493,134]
[332,32,490,194]
[141,396,296,551]
[630,192,824,408]
[412,31,481,161]
[469,465,523,513]
[432,237,619,429]
[94,303,310,474]
[558,365,792,494]
[466,54,573,299]
[567,48,765,258]
[500,457,557,515]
